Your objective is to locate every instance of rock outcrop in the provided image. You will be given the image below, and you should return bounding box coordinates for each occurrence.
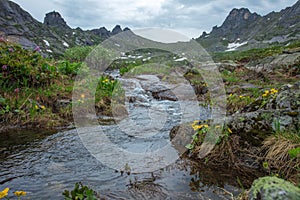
[44,11,70,29]
[90,27,111,39]
[246,51,300,76]
[227,81,300,146]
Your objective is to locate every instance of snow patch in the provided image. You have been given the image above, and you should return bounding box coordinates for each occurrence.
[46,49,53,53]
[174,57,187,62]
[115,43,120,47]
[43,40,50,47]
[63,41,69,47]
[142,57,151,62]
[128,55,136,59]
[226,41,248,51]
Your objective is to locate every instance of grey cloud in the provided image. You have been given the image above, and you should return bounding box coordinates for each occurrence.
[11,0,298,37]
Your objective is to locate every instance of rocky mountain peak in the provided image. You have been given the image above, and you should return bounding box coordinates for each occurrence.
[228,8,253,20]
[44,11,70,29]
[205,8,260,43]
[221,8,260,30]
[197,0,300,52]
[111,25,123,35]
[123,27,130,31]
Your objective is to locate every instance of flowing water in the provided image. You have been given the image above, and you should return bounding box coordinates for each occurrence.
[0,73,243,199]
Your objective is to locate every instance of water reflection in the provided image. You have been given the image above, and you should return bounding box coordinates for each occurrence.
[0,129,243,199]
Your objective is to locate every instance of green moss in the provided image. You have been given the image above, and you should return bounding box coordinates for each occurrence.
[250,176,300,200]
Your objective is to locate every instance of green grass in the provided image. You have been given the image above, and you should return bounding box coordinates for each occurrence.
[124,63,172,76]
[0,41,118,127]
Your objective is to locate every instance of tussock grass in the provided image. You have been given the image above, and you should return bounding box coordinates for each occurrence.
[260,133,300,184]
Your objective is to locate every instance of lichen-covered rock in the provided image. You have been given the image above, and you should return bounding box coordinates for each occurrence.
[249,176,300,200]
[228,109,299,146]
[227,81,300,146]
[273,81,300,110]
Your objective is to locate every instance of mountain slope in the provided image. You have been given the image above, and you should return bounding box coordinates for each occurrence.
[0,0,127,56]
[197,0,300,52]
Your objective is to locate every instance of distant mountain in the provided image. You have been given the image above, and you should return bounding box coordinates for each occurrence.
[196,0,300,52]
[0,0,129,56]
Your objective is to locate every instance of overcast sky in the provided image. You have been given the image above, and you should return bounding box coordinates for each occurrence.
[11,0,298,38]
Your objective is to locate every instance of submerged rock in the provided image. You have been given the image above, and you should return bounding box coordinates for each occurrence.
[152,90,178,101]
[249,176,300,200]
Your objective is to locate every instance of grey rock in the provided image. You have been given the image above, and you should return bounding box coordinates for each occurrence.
[169,123,194,155]
[227,109,299,146]
[54,99,71,111]
[246,52,300,74]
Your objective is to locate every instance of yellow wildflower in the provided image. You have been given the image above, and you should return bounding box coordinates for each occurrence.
[228,128,232,134]
[192,120,199,124]
[0,188,9,199]
[262,90,270,97]
[14,191,27,197]
[35,105,39,109]
[239,95,243,98]
[270,88,278,95]
[192,124,208,130]
[229,94,233,97]
[192,124,198,130]
[215,125,221,129]
[41,105,46,110]
[78,99,84,103]
[203,124,209,128]
[80,94,85,99]
[102,79,109,83]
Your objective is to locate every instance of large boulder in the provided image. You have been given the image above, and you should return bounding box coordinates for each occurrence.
[249,176,300,200]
